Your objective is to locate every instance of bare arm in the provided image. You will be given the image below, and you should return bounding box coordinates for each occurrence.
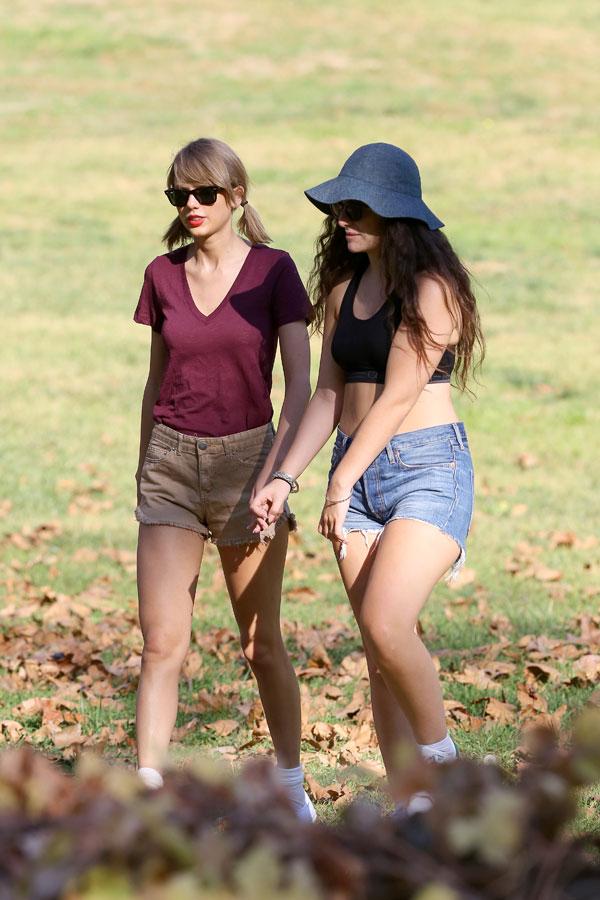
[252,320,311,495]
[249,282,347,524]
[135,331,167,493]
[328,276,457,499]
[316,276,458,556]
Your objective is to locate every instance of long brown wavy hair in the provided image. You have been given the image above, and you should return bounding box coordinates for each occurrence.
[308,217,484,390]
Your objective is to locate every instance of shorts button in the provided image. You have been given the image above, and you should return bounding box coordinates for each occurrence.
[197,440,208,450]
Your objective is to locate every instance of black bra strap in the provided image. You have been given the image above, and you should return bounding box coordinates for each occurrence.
[339,263,368,321]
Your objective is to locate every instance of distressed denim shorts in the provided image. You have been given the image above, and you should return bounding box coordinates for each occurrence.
[136,421,296,546]
[329,422,474,579]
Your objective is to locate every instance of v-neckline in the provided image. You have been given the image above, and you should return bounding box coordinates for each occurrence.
[181,244,254,323]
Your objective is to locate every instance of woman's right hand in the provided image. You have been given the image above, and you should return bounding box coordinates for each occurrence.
[249,479,291,532]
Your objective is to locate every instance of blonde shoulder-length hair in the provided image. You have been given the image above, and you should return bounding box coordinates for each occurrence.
[162,137,271,249]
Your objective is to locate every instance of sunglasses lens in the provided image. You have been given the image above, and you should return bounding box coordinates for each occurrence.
[332,201,365,222]
[165,188,187,206]
[193,187,219,205]
[346,201,365,221]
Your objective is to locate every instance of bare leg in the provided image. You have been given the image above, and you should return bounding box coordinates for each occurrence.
[359,519,459,746]
[219,525,301,768]
[338,531,415,792]
[136,524,203,769]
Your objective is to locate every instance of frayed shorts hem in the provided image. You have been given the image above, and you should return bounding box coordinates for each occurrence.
[386,515,466,582]
[341,516,466,582]
[135,509,208,538]
[212,512,297,547]
[135,508,296,547]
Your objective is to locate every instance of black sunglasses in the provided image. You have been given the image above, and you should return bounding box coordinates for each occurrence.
[164,186,223,207]
[331,200,368,222]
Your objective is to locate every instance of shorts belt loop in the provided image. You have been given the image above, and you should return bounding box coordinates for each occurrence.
[177,432,183,454]
[385,442,395,464]
[452,422,464,450]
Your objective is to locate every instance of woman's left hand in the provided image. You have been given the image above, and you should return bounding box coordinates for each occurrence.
[318,491,351,561]
[250,478,292,532]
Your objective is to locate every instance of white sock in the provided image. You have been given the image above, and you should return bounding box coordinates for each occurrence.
[276,765,316,823]
[418,733,457,763]
[406,791,434,815]
[138,766,164,789]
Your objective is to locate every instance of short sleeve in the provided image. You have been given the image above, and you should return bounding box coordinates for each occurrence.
[133,265,164,333]
[271,254,313,327]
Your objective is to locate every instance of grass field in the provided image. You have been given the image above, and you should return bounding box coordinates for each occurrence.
[1,0,599,830]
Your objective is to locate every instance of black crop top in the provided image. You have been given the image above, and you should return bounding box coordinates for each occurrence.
[331,266,455,385]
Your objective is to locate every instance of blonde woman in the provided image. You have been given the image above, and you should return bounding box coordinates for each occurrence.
[133,138,315,821]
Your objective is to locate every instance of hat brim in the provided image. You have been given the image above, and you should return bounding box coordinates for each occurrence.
[304,174,444,230]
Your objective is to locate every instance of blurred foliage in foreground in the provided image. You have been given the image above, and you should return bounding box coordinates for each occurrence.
[1,711,599,899]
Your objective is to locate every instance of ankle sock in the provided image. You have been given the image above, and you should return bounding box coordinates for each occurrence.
[418,733,457,764]
[406,791,434,815]
[276,765,317,823]
[395,734,456,818]
[138,766,164,789]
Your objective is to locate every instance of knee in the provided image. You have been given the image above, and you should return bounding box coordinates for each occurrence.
[142,631,188,669]
[240,632,284,670]
[362,615,414,672]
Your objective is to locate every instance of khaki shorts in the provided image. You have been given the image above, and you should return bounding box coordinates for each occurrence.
[135,422,296,546]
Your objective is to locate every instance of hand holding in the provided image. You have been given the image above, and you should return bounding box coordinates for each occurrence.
[249,479,292,532]
[318,489,352,561]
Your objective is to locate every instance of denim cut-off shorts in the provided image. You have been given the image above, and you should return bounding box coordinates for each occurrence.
[329,422,474,580]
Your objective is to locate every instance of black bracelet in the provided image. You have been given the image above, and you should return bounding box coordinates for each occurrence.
[272,471,299,493]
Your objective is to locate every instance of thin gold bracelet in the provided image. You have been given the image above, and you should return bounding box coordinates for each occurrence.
[323,493,352,507]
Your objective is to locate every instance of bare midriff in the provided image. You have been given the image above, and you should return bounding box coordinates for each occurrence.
[339,381,458,438]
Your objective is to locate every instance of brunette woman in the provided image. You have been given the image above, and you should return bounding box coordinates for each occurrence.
[251,143,483,814]
[133,138,315,821]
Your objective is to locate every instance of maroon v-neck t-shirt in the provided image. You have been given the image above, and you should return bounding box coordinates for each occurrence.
[134,244,312,437]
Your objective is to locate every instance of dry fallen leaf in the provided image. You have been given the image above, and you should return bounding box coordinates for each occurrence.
[305,774,350,804]
[72,548,99,563]
[517,684,549,717]
[287,586,319,603]
[307,721,338,749]
[12,697,44,717]
[342,690,366,718]
[485,698,517,726]
[451,666,501,691]
[338,654,369,681]
[525,663,562,684]
[182,651,204,679]
[305,642,332,670]
[548,531,577,549]
[511,503,528,517]
[325,686,342,700]
[572,655,600,684]
[305,773,331,802]
[533,564,563,583]
[172,718,200,742]
[1,720,25,742]
[204,719,240,738]
[516,452,539,470]
[52,725,87,749]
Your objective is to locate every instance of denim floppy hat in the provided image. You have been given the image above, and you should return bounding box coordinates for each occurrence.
[304,142,443,230]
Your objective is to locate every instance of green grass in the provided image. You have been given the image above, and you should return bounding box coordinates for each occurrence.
[1,0,599,830]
